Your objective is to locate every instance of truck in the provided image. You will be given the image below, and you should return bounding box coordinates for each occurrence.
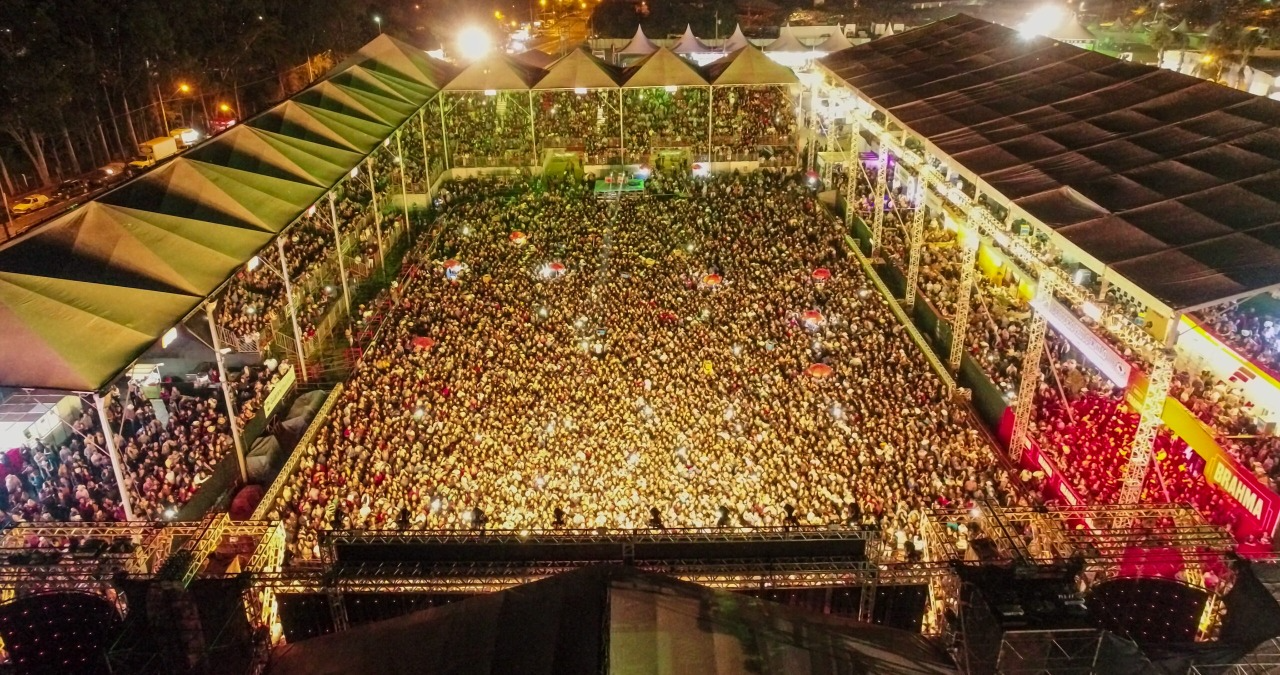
[169,127,201,149]
[128,136,179,170]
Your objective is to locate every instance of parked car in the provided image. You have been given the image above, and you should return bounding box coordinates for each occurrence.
[89,163,131,190]
[10,194,51,215]
[53,178,90,201]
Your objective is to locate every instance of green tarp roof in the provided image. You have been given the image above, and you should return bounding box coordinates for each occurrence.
[704,44,800,85]
[533,48,624,90]
[0,34,448,391]
[621,48,709,88]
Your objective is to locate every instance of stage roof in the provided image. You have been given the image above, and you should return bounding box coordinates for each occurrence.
[266,566,958,675]
[534,48,624,90]
[622,48,710,88]
[0,34,447,391]
[821,14,1280,311]
[706,44,801,86]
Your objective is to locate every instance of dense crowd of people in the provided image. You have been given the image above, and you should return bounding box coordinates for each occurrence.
[711,86,795,156]
[270,170,1019,562]
[535,90,621,162]
[1,364,292,525]
[1198,298,1280,377]
[443,93,535,167]
[621,88,709,159]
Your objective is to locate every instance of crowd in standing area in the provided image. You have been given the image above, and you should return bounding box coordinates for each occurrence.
[2,363,292,525]
[271,170,1021,562]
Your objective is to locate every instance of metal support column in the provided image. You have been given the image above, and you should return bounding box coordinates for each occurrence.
[527,91,538,165]
[396,130,410,227]
[858,579,877,623]
[871,140,888,252]
[905,180,926,309]
[806,83,818,170]
[843,155,856,229]
[1010,277,1052,454]
[327,589,349,633]
[276,237,310,382]
[417,108,433,200]
[706,86,714,162]
[948,237,979,372]
[1118,351,1175,504]
[93,392,136,521]
[366,157,386,268]
[328,192,351,313]
[205,302,248,483]
[438,96,450,171]
[618,88,625,163]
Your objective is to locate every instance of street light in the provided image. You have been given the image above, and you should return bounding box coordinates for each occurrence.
[373,14,382,33]
[156,81,194,136]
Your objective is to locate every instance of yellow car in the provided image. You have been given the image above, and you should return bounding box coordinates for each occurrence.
[10,194,50,215]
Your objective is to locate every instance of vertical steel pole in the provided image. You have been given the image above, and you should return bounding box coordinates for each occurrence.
[329,192,351,313]
[367,157,386,268]
[94,393,136,521]
[205,302,248,483]
[277,237,310,381]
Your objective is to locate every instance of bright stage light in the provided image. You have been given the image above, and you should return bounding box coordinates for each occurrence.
[457,26,493,61]
[1018,5,1067,39]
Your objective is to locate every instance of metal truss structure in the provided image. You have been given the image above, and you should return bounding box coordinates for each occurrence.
[1010,277,1053,454]
[949,236,979,372]
[871,138,888,251]
[1118,351,1176,505]
[905,180,927,309]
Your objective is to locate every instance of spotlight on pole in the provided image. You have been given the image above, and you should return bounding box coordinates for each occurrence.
[457,26,493,61]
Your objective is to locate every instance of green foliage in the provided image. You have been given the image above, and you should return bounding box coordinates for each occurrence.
[0,0,382,183]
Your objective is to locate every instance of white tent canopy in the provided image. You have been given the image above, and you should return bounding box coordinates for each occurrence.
[619,25,659,56]
[722,24,751,52]
[766,25,809,53]
[671,25,712,54]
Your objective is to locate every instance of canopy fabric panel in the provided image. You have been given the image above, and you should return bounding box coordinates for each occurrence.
[671,25,712,54]
[820,13,1280,310]
[0,34,448,391]
[533,48,623,90]
[0,272,203,392]
[705,45,800,86]
[621,48,709,88]
[816,30,855,53]
[722,24,751,52]
[512,48,556,69]
[266,567,958,675]
[326,34,457,91]
[0,203,270,297]
[766,25,809,53]
[619,25,659,56]
[443,53,544,91]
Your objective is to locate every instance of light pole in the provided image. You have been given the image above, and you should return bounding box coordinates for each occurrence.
[373,15,383,34]
[155,82,192,137]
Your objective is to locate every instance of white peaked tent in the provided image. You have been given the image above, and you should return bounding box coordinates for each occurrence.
[815,29,855,54]
[766,25,808,53]
[671,25,712,55]
[619,25,659,57]
[722,24,750,52]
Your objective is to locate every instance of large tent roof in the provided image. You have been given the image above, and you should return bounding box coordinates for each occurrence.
[821,14,1280,311]
[621,48,709,88]
[0,35,449,391]
[266,566,958,675]
[815,29,855,53]
[766,24,810,53]
[705,44,801,86]
[511,48,556,69]
[533,48,623,90]
[671,25,712,54]
[618,25,660,56]
[443,52,544,91]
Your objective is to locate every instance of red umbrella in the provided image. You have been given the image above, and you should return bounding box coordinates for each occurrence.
[510,231,528,245]
[812,268,831,282]
[701,273,723,287]
[805,363,834,379]
[443,258,461,270]
[802,310,825,326]
[412,337,436,350]
[548,262,566,274]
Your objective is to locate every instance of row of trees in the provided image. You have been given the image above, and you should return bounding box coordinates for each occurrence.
[0,0,385,189]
